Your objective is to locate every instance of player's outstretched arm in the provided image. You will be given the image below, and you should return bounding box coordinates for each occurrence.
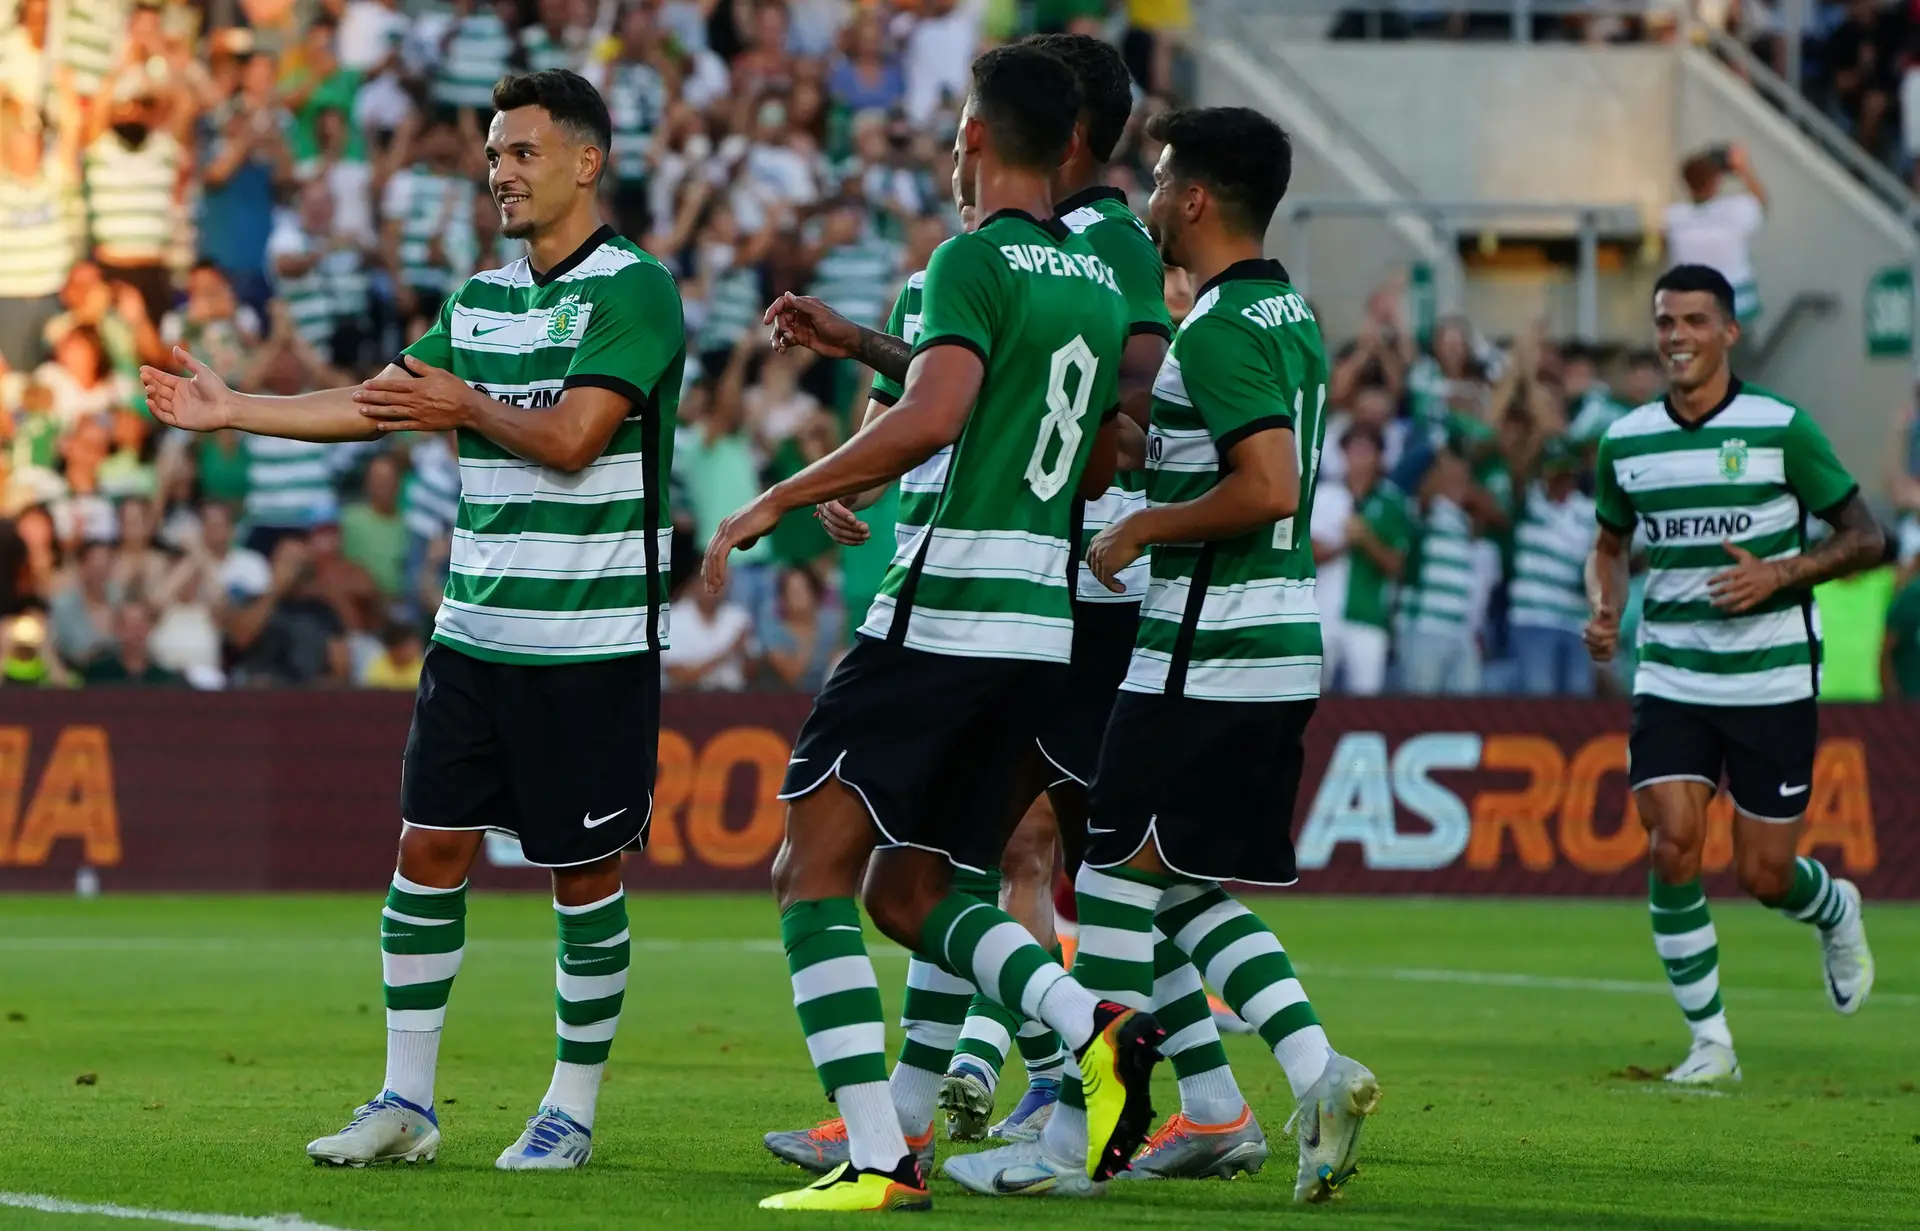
[354,356,630,473]
[1708,493,1887,613]
[1087,425,1298,592]
[703,345,984,591]
[765,292,913,384]
[140,348,383,442]
[1584,523,1631,663]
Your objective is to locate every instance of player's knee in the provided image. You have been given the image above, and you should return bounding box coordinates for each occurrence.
[1648,834,1701,886]
[1000,809,1057,887]
[860,876,932,949]
[396,826,478,887]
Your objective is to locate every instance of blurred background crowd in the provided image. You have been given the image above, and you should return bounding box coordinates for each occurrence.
[1,0,1917,699]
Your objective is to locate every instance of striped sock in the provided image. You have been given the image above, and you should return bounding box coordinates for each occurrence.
[922,893,1098,1052]
[380,873,465,1110]
[1040,1052,1089,1170]
[950,995,1017,1094]
[1650,874,1732,1046]
[1016,1010,1068,1081]
[1151,926,1243,1124]
[1771,856,1856,931]
[1159,884,1330,1099]
[545,890,628,1129]
[894,869,997,1130]
[783,898,904,1171]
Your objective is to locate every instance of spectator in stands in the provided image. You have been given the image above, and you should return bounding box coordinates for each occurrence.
[163,262,263,387]
[662,572,755,691]
[829,11,906,113]
[341,453,407,602]
[227,534,349,686]
[1407,316,1489,423]
[1827,0,1900,158]
[110,494,170,605]
[762,566,836,691]
[904,0,984,126]
[679,338,777,625]
[400,432,459,620]
[84,79,189,327]
[1396,446,1488,695]
[81,599,183,685]
[201,51,295,315]
[43,263,166,394]
[590,1,670,237]
[36,324,129,426]
[360,619,424,689]
[47,536,120,670]
[520,0,584,73]
[237,316,343,554]
[382,110,478,327]
[98,409,157,500]
[269,179,371,368]
[1314,424,1409,696]
[0,91,82,372]
[435,0,521,115]
[1508,439,1596,695]
[1124,0,1191,95]
[1664,144,1767,325]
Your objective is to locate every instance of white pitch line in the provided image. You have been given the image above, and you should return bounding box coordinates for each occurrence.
[0,1192,364,1231]
[0,936,1912,1006]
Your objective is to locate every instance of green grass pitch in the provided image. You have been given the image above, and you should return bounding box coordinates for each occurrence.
[1,893,1917,1230]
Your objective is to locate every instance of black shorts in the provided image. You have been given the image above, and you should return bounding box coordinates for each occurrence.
[1085,691,1316,886]
[1035,601,1140,788]
[1628,694,1818,822]
[400,642,660,867]
[780,636,1064,873]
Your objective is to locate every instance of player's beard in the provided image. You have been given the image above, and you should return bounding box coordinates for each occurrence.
[501,208,537,240]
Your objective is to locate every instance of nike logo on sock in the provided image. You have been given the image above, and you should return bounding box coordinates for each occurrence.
[583,808,627,829]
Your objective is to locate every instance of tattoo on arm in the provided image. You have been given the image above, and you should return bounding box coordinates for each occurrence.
[855,327,911,385]
[1775,494,1886,589]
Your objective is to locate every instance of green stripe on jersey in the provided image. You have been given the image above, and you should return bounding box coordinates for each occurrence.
[433,14,515,109]
[84,133,181,261]
[1399,498,1475,633]
[0,166,79,298]
[858,215,1127,663]
[383,167,474,295]
[1126,263,1326,702]
[808,235,900,331]
[401,228,686,663]
[244,436,340,528]
[1594,384,1856,705]
[1508,484,1594,634]
[604,62,667,183]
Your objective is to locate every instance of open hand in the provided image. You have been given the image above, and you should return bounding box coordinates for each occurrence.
[355,356,478,433]
[815,500,870,546]
[140,348,234,432]
[1086,517,1144,594]
[701,495,783,593]
[1708,541,1784,613]
[764,293,860,359]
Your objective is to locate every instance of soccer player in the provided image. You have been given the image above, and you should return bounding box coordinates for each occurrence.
[139,71,683,1170]
[944,104,1382,1205]
[701,45,1161,1213]
[1584,263,1880,1085]
[758,35,1260,1182]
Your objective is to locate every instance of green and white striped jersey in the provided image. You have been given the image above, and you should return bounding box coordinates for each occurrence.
[1127,259,1327,702]
[1595,383,1857,705]
[84,132,181,262]
[401,227,686,663]
[603,60,667,183]
[694,256,763,353]
[244,435,340,530]
[1057,186,1172,606]
[382,166,474,294]
[808,233,900,332]
[859,211,1127,663]
[1398,497,1476,635]
[519,24,577,73]
[53,0,123,96]
[869,272,937,562]
[0,164,78,299]
[433,12,515,110]
[1508,483,1595,634]
[267,221,369,352]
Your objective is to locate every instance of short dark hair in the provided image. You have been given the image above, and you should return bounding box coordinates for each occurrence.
[1146,106,1292,237]
[967,45,1083,173]
[1653,263,1736,320]
[492,70,614,161]
[1020,33,1133,163]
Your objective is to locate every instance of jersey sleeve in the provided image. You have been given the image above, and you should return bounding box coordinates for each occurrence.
[869,280,912,407]
[913,235,1002,364]
[1178,316,1292,454]
[1783,409,1858,518]
[1101,222,1172,340]
[1370,490,1417,551]
[1592,432,1636,533]
[565,260,686,408]
[399,292,457,370]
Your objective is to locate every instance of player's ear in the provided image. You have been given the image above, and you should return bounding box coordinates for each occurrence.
[580,142,603,189]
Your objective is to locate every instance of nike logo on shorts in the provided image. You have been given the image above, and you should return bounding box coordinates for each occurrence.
[583,808,628,829]
[1780,783,1809,797]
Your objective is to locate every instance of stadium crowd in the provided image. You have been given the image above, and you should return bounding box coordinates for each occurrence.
[0,0,1914,698]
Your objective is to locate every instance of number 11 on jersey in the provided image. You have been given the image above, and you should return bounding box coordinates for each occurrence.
[1273,384,1325,550]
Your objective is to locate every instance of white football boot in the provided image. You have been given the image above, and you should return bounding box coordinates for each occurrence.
[941,1138,1097,1198]
[1665,1038,1741,1085]
[1286,1053,1380,1204]
[1818,880,1874,1016]
[495,1106,592,1170]
[306,1092,439,1166]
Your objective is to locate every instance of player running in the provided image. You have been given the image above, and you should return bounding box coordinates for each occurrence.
[701,45,1160,1213]
[758,34,1262,1183]
[1585,263,1881,1085]
[944,104,1382,1205]
[141,71,683,1171]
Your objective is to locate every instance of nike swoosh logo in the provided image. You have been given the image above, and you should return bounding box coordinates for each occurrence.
[561,953,613,967]
[991,1171,1053,1194]
[472,324,511,337]
[1826,966,1852,1009]
[583,808,628,829]
[788,756,806,765]
[1780,783,1809,796]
